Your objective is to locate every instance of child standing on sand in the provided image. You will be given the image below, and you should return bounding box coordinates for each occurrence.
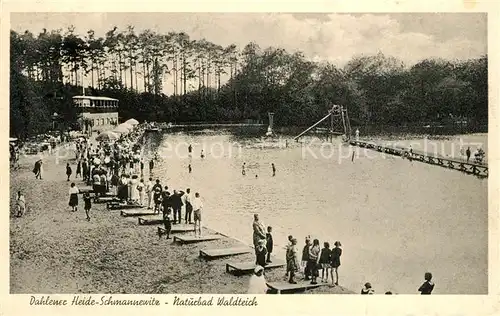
[66,163,72,181]
[76,160,82,178]
[319,242,331,283]
[83,192,92,221]
[286,238,299,284]
[255,239,268,268]
[192,192,203,237]
[302,237,311,280]
[15,191,26,217]
[162,202,172,239]
[266,226,273,263]
[308,239,321,285]
[330,241,342,286]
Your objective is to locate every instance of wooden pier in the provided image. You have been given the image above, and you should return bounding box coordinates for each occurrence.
[173,235,222,244]
[107,202,145,210]
[158,123,266,130]
[157,226,195,236]
[120,209,156,217]
[266,281,327,294]
[94,196,120,203]
[137,214,164,225]
[199,247,251,260]
[225,259,285,275]
[349,140,488,178]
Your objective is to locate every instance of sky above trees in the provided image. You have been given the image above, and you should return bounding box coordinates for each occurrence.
[12,12,486,65]
[10,12,487,96]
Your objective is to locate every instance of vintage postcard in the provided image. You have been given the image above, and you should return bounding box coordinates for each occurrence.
[1,0,499,316]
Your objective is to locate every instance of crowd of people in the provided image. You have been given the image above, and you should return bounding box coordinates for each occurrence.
[251,213,435,295]
[56,124,208,236]
[17,121,438,295]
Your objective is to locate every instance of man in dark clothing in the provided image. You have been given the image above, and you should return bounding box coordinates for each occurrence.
[161,187,171,216]
[418,272,435,294]
[183,188,193,224]
[302,237,312,280]
[466,147,471,162]
[152,179,162,192]
[170,190,185,224]
[82,159,89,181]
[153,187,163,214]
[149,159,154,174]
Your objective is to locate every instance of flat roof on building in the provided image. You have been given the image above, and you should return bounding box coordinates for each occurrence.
[73,95,119,102]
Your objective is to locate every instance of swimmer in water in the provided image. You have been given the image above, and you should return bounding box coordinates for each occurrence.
[188,164,192,173]
[255,175,258,179]
[242,162,246,176]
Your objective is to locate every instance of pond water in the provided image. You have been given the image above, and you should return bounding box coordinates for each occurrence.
[143,132,488,294]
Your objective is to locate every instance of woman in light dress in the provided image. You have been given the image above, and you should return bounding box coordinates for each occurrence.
[129,175,139,203]
[137,179,145,206]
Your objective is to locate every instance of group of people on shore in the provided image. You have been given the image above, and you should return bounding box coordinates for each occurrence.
[360,272,435,295]
[60,125,149,220]
[149,180,204,239]
[251,214,342,289]
[284,235,342,286]
[251,214,435,295]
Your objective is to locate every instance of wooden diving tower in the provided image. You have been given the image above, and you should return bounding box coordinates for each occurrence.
[294,105,351,142]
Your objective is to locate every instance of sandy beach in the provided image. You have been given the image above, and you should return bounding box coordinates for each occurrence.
[9,146,353,294]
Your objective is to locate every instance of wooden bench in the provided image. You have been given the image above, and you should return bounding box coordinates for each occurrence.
[138,214,164,225]
[199,247,251,260]
[173,234,222,244]
[77,188,94,194]
[157,225,195,236]
[120,209,156,217]
[94,196,120,203]
[266,281,327,294]
[107,202,144,210]
[225,259,285,274]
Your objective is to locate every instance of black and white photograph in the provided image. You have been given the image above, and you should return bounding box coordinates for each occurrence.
[7,9,492,301]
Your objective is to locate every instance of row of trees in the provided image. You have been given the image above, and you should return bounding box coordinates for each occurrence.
[10,26,488,139]
[13,26,238,96]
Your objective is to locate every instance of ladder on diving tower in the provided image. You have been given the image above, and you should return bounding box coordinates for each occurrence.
[294,105,351,142]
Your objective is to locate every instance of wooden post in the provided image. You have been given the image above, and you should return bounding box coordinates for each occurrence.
[344,106,352,140]
[330,112,334,142]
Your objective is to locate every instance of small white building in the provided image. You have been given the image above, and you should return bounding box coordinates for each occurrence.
[73,95,119,133]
